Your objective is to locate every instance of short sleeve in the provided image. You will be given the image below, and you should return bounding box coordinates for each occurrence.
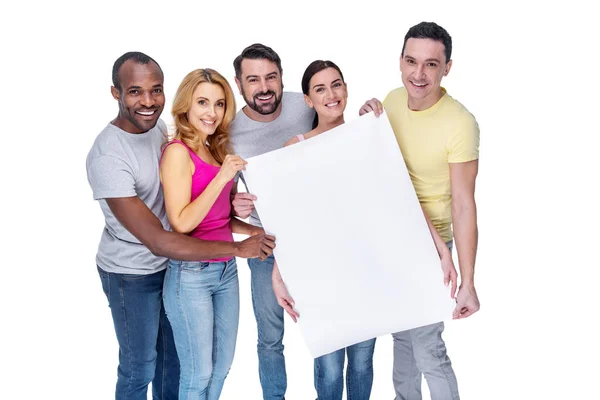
[447,114,480,163]
[87,155,136,200]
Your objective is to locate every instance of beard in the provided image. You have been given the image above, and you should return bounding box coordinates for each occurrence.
[242,88,282,115]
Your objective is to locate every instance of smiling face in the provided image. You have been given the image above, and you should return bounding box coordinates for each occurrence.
[111,59,164,133]
[187,82,225,138]
[400,37,452,111]
[235,58,283,117]
[304,67,347,122]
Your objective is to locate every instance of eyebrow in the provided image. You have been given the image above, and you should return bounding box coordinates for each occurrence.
[312,78,342,90]
[126,84,163,90]
[195,97,226,102]
[245,71,278,81]
[404,55,442,63]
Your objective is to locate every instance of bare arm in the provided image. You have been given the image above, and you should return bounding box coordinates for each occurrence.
[230,217,262,236]
[449,159,480,318]
[421,205,457,298]
[105,196,275,260]
[272,261,299,322]
[160,144,246,233]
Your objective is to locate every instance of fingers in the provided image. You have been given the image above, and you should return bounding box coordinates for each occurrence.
[279,299,299,323]
[358,98,383,117]
[260,243,273,259]
[358,104,372,116]
[229,156,247,171]
[458,308,476,319]
[452,302,479,319]
[232,193,256,219]
[233,192,257,201]
[452,304,463,319]
[223,155,248,176]
[233,206,254,219]
[261,235,276,249]
[233,204,254,216]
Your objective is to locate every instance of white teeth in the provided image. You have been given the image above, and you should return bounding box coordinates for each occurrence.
[413,82,426,87]
[202,120,215,125]
[257,95,273,100]
[137,110,155,116]
[326,101,340,107]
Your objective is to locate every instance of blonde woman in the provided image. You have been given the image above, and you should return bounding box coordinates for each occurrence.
[160,68,267,399]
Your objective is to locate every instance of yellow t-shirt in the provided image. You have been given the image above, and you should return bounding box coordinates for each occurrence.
[383,87,479,242]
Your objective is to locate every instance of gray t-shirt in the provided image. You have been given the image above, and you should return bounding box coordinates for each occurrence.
[86,120,170,274]
[230,92,315,226]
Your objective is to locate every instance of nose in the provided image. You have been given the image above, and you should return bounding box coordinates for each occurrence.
[325,87,334,100]
[259,78,269,94]
[415,64,425,79]
[140,91,154,108]
[207,104,217,117]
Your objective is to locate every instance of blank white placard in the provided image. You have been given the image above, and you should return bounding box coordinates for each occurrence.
[242,112,455,358]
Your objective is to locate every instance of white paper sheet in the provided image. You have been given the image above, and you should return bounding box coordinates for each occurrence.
[242,112,455,358]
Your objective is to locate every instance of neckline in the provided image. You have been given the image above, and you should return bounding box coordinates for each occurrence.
[171,139,220,168]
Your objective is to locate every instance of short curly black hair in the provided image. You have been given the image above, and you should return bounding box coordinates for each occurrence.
[112,51,162,91]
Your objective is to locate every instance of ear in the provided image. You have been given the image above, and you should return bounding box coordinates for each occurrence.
[234,77,242,95]
[444,60,453,77]
[304,94,313,109]
[111,86,120,101]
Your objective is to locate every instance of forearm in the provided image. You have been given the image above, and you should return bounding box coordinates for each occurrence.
[172,177,227,233]
[452,201,478,286]
[230,217,259,235]
[272,261,284,283]
[106,197,241,261]
[149,229,241,261]
[421,205,450,257]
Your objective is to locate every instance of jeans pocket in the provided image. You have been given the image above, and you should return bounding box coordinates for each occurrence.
[97,266,110,301]
[121,273,151,281]
[180,261,211,273]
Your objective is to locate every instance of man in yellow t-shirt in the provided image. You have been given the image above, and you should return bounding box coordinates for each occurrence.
[360,22,480,400]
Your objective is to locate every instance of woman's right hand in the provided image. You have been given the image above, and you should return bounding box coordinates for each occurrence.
[272,261,300,322]
[217,154,247,184]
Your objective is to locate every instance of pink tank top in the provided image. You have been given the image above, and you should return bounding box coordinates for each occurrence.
[162,139,234,262]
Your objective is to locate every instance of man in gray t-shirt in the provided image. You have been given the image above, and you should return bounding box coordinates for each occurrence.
[87,52,275,400]
[229,43,314,400]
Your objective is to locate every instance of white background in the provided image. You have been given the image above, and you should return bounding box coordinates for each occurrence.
[1,0,598,399]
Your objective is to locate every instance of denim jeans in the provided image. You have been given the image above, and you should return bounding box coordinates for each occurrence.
[248,255,286,400]
[97,266,180,400]
[314,338,376,400]
[163,258,240,400]
[392,241,459,400]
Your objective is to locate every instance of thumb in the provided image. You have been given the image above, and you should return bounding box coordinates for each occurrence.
[452,304,461,319]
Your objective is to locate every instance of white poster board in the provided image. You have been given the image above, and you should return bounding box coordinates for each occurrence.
[243,112,455,358]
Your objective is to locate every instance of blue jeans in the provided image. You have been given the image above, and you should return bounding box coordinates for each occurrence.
[163,258,240,400]
[314,338,376,400]
[392,241,459,400]
[97,266,180,400]
[248,255,286,400]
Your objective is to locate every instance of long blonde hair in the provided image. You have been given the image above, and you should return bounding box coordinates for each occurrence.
[171,68,236,164]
